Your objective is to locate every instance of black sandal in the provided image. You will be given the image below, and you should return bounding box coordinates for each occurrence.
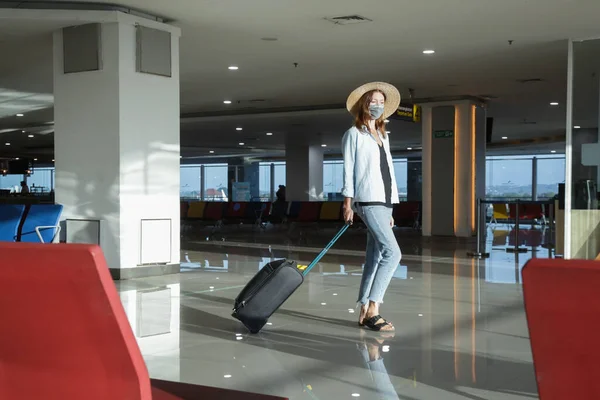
[362,315,395,332]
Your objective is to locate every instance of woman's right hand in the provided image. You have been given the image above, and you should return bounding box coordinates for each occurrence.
[343,206,354,224]
[343,198,354,224]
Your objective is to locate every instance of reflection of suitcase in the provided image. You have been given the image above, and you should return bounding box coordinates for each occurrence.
[232,224,349,333]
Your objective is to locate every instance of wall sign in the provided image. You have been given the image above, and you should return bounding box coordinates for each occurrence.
[434,130,454,139]
[391,103,422,123]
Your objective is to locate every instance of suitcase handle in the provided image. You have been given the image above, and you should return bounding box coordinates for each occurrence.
[302,223,350,276]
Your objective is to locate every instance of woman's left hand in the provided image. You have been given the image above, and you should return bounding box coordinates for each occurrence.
[390,217,395,227]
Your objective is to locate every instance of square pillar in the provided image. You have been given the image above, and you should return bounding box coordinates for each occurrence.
[422,101,486,237]
[285,136,323,202]
[53,20,181,278]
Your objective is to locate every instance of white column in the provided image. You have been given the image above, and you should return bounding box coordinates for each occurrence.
[285,137,324,202]
[53,20,181,278]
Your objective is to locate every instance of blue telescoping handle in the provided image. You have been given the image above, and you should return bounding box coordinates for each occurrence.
[302,223,350,276]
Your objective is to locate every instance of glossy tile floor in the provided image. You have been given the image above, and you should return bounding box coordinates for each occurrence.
[116,225,547,399]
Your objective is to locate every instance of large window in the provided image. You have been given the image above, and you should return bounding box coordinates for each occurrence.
[536,156,565,199]
[485,155,566,200]
[323,160,343,200]
[0,174,23,192]
[258,162,286,201]
[28,168,55,193]
[180,163,228,200]
[486,156,534,200]
[204,164,228,201]
[393,159,408,201]
[180,165,201,199]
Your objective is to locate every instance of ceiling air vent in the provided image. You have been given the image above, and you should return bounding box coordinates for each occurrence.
[520,119,537,125]
[325,15,372,25]
[516,78,545,84]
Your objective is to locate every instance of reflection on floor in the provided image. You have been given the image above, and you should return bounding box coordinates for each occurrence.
[116,230,544,399]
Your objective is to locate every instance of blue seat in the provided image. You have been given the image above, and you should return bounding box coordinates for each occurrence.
[0,205,26,242]
[20,204,63,243]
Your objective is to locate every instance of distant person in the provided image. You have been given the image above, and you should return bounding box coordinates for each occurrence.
[271,185,287,222]
[342,82,402,332]
[20,181,29,195]
[275,185,286,201]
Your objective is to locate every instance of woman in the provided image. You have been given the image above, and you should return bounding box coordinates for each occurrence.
[341,82,402,332]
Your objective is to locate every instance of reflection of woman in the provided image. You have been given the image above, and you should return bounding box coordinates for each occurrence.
[356,331,400,399]
[342,82,402,332]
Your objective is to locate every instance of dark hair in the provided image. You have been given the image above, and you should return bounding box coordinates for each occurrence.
[353,89,387,137]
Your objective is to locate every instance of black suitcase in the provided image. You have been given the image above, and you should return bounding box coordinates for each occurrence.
[232,224,349,333]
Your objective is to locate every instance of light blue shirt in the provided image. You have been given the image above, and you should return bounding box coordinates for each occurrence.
[341,126,399,204]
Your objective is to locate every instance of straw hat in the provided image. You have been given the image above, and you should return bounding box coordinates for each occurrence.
[346,82,401,119]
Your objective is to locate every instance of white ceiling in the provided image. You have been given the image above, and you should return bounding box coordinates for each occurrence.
[2,0,600,160]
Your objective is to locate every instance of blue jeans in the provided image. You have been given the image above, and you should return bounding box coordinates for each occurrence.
[356,205,401,305]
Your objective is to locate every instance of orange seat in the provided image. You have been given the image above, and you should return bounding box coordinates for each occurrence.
[0,243,287,400]
[319,202,342,221]
[523,258,600,400]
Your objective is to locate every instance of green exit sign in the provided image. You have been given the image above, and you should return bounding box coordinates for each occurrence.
[434,130,454,139]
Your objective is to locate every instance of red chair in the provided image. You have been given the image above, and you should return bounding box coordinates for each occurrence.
[224,201,248,224]
[180,201,189,219]
[523,258,600,400]
[0,243,287,400]
[520,204,544,221]
[204,202,225,221]
[392,202,419,227]
[295,202,322,222]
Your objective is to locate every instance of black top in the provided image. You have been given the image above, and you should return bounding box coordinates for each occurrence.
[358,143,393,208]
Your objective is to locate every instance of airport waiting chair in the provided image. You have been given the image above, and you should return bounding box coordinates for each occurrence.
[186,201,207,220]
[523,258,600,400]
[0,204,26,242]
[319,201,342,222]
[490,203,509,225]
[0,242,288,400]
[20,204,63,243]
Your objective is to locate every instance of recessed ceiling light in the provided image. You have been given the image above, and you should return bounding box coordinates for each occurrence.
[224,375,232,379]
[5,143,10,146]
[228,66,239,70]
[574,125,581,129]
[423,50,435,55]
[52,159,55,162]
[502,136,508,140]
[236,127,243,131]
[15,158,19,160]
[16,113,23,117]
[321,144,327,147]
[407,147,413,150]
[209,150,215,154]
[551,150,557,153]
[21,130,25,133]
[34,158,38,161]
[550,102,559,106]
[239,142,245,146]
[224,100,232,104]
[266,132,273,136]
[352,394,361,398]
[28,135,34,138]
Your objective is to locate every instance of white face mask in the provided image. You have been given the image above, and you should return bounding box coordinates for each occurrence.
[369,105,385,120]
